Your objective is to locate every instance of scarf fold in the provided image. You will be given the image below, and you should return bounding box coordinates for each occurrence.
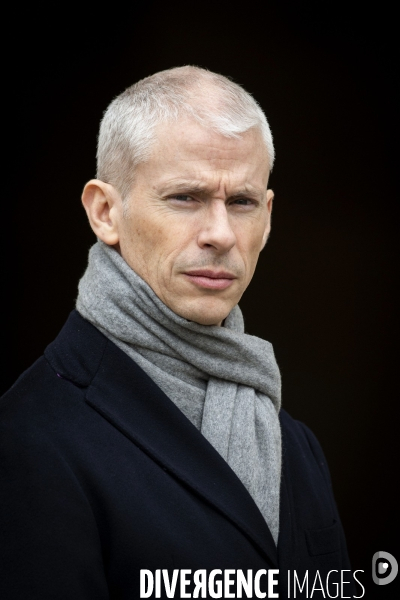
[76,240,282,543]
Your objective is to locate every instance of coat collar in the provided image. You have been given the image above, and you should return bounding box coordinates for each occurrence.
[45,310,278,567]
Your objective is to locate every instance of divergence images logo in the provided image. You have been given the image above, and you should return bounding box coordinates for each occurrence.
[372,551,398,585]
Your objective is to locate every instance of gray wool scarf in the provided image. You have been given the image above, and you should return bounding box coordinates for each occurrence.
[76,241,282,543]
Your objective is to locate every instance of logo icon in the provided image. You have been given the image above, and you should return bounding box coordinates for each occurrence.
[372,551,398,585]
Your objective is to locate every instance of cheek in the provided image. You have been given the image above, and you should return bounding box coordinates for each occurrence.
[118,215,154,277]
[240,225,266,263]
[125,214,159,255]
[128,217,187,279]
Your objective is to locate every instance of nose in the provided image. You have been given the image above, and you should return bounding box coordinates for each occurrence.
[197,200,236,253]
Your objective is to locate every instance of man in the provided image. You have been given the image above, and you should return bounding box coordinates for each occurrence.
[1,67,352,598]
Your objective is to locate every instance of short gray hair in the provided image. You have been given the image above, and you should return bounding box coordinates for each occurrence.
[96,66,275,199]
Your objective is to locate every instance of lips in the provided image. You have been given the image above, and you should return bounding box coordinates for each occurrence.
[183,269,236,290]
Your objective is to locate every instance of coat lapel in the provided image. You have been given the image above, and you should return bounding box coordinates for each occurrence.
[47,311,278,568]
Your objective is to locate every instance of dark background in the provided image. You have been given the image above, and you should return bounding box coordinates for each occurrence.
[3,1,398,597]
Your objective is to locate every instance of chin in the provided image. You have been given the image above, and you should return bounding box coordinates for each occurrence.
[173,299,233,327]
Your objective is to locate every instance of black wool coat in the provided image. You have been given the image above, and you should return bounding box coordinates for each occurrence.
[0,311,352,599]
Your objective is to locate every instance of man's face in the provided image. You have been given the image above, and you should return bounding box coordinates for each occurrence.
[115,118,273,326]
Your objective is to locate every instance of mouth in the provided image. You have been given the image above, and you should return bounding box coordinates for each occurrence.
[183,269,237,290]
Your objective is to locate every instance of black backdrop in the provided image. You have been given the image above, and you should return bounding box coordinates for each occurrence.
[3,2,398,598]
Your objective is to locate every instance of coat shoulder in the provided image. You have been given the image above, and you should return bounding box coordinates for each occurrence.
[279,408,333,489]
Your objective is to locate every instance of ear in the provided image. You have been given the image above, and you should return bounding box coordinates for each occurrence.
[261,189,274,250]
[81,179,122,245]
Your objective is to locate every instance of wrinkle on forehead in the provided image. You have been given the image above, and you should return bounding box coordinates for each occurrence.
[132,118,271,199]
[157,178,267,201]
[154,117,268,159]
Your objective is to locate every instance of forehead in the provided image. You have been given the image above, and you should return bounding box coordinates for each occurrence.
[139,118,270,191]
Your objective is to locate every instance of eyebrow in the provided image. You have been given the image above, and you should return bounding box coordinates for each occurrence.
[159,180,265,200]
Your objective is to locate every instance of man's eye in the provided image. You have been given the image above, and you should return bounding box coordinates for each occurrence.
[171,194,192,202]
[233,198,253,206]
